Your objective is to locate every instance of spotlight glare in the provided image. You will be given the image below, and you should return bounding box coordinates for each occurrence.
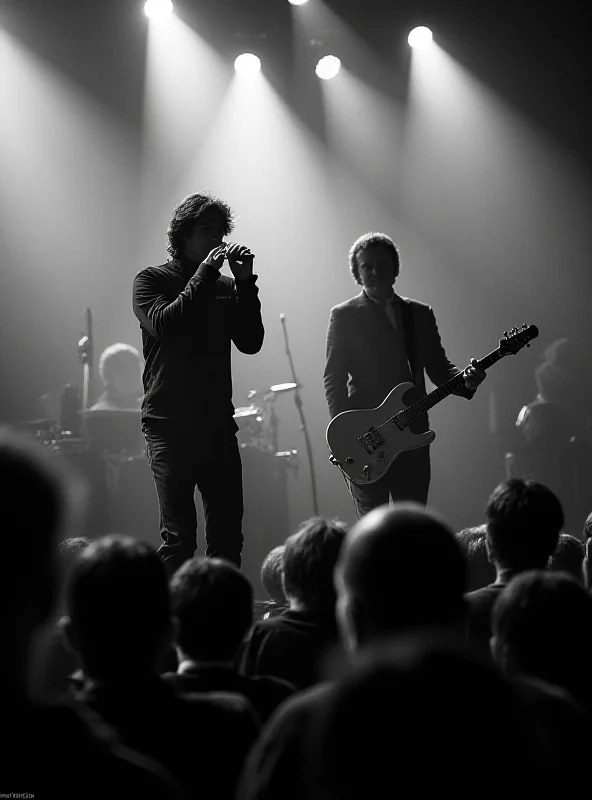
[408,26,433,49]
[315,55,341,81]
[144,0,173,20]
[234,53,262,75]
[288,0,309,5]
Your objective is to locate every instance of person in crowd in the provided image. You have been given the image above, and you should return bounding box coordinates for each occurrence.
[584,510,592,540]
[64,535,260,800]
[548,533,585,582]
[133,191,264,575]
[33,536,92,700]
[0,429,182,799]
[323,231,485,518]
[455,524,496,592]
[583,537,592,589]
[163,556,295,723]
[240,517,347,690]
[304,640,551,799]
[237,503,469,800]
[260,544,288,619]
[491,570,592,716]
[465,479,563,660]
[513,337,592,534]
[239,503,586,800]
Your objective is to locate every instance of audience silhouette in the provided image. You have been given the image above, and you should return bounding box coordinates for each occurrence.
[6,420,592,800]
[163,556,295,722]
[65,535,260,799]
[0,430,182,799]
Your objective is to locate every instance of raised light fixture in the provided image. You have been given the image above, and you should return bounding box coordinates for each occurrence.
[234,53,262,75]
[144,0,174,20]
[408,26,434,49]
[315,55,341,80]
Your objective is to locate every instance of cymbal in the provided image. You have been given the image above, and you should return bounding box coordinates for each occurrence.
[233,406,260,418]
[269,382,299,393]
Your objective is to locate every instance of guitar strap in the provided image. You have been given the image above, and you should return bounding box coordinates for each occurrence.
[399,298,419,384]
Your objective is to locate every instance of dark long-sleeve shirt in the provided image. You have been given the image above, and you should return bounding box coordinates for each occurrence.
[132,260,264,431]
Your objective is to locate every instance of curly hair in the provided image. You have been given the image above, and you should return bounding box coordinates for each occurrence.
[348,232,400,285]
[98,343,143,386]
[166,191,235,260]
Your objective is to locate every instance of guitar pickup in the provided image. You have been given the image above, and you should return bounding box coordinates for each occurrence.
[359,427,385,455]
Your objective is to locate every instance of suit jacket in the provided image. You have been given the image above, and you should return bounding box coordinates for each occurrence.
[323,291,474,428]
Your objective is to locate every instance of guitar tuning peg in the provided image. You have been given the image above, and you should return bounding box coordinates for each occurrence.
[503,331,508,338]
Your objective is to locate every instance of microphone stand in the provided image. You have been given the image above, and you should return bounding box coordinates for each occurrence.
[77,308,94,436]
[280,314,319,516]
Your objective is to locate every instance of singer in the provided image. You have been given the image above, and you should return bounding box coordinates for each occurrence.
[132,191,264,575]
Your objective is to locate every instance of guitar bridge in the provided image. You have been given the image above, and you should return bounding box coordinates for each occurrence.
[359,427,385,455]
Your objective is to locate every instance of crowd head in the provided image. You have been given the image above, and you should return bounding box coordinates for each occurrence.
[455,524,496,591]
[260,545,287,607]
[65,535,172,681]
[171,556,253,663]
[335,503,466,650]
[0,429,68,643]
[485,479,563,572]
[492,570,592,711]
[282,517,347,617]
[308,638,543,798]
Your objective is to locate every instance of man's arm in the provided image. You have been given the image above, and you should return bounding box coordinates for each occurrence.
[232,276,265,355]
[422,306,475,400]
[132,249,225,341]
[323,307,350,419]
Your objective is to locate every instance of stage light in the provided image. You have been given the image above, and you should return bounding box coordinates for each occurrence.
[234,53,262,75]
[315,55,341,80]
[288,0,309,5]
[408,26,433,49]
[144,0,173,20]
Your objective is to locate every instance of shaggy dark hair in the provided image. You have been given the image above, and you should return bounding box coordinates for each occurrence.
[348,232,400,285]
[166,191,235,260]
[283,517,348,613]
[486,479,563,571]
[170,557,253,661]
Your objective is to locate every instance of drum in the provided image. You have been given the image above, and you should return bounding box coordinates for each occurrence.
[233,405,264,448]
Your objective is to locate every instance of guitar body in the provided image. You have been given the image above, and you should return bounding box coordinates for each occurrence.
[326,382,436,485]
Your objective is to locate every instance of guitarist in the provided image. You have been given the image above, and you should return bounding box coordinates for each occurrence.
[323,232,486,518]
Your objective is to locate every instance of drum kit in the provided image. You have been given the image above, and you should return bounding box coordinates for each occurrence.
[233,381,299,465]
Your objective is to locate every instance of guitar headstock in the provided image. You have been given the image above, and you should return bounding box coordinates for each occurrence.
[499,324,539,356]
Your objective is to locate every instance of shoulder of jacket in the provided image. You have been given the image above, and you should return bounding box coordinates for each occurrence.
[398,295,431,313]
[330,293,365,315]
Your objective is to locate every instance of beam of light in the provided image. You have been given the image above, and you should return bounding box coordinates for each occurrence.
[408,26,433,49]
[288,0,309,5]
[234,53,262,75]
[144,0,174,20]
[140,13,230,266]
[315,55,341,80]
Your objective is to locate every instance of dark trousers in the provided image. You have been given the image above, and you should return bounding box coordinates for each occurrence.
[144,421,244,576]
[349,446,431,519]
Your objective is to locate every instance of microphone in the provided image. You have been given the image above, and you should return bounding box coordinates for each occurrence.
[280,313,285,323]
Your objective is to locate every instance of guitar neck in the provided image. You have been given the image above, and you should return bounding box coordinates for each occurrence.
[397,348,505,427]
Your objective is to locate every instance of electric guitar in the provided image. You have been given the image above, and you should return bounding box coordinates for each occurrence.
[326,324,539,485]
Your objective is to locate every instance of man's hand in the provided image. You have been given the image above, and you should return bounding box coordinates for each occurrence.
[464,358,486,391]
[225,243,255,280]
[202,244,227,272]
